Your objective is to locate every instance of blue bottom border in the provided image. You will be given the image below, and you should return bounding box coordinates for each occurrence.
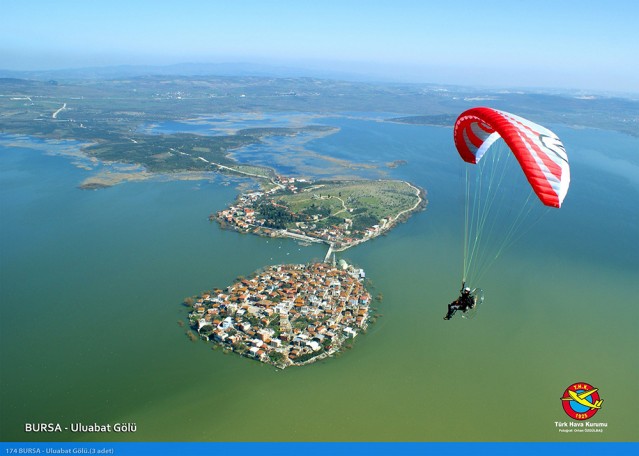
[1,442,637,455]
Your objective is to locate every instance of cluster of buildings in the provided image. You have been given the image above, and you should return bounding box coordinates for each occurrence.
[189,263,371,368]
[215,177,390,249]
[216,191,271,231]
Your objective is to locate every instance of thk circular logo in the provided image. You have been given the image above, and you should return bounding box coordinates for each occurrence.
[561,382,603,420]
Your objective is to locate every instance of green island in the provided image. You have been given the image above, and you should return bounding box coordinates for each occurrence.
[185,262,373,369]
[216,177,426,256]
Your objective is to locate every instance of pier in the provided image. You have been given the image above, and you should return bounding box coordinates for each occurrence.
[324,243,334,263]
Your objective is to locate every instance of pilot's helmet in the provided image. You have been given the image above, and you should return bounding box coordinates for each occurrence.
[463,287,471,294]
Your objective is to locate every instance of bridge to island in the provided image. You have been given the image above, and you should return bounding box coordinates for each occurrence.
[278,229,333,262]
[325,244,334,263]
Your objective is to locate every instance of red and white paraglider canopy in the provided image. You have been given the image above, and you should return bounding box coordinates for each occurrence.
[454,107,570,208]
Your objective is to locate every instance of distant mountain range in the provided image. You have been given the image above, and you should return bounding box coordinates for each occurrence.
[0,62,389,84]
[1,63,637,138]
[2,62,637,100]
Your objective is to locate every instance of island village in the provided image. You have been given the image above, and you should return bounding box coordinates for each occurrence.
[188,261,371,369]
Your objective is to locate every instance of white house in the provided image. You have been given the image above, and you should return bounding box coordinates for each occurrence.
[218,316,233,330]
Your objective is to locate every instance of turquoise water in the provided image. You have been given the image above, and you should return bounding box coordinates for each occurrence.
[1,118,637,442]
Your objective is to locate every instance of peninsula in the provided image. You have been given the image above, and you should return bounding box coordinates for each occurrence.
[215,176,426,254]
[187,262,372,368]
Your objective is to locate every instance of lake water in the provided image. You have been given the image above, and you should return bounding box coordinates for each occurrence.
[1,116,637,442]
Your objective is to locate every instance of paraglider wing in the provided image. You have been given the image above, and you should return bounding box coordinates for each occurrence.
[454,107,570,208]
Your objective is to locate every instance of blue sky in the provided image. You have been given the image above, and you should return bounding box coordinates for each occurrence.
[2,0,638,92]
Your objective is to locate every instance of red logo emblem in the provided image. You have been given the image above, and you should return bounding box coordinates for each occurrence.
[560,382,603,420]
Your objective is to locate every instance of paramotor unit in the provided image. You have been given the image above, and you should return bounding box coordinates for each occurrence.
[461,288,484,320]
[443,284,483,321]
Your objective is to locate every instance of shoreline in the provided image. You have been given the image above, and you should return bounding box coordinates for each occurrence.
[216,181,427,256]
